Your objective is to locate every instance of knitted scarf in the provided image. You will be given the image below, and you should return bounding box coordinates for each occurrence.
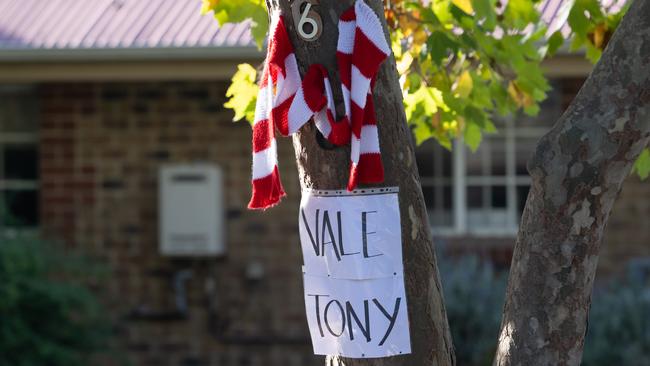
[249,0,390,210]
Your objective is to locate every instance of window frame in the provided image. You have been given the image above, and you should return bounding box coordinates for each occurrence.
[0,85,40,235]
[427,118,551,238]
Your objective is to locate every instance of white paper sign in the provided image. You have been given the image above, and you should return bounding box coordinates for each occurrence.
[298,188,411,358]
[298,188,403,279]
[303,273,411,358]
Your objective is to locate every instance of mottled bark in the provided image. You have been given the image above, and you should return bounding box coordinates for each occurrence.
[494,1,650,365]
[264,0,455,365]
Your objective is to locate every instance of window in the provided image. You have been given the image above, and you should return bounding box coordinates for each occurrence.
[417,79,571,236]
[0,86,39,232]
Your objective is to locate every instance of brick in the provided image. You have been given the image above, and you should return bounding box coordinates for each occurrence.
[133,103,149,114]
[147,150,170,160]
[179,87,210,100]
[101,88,129,100]
[101,179,125,190]
[42,104,77,115]
[80,166,96,175]
[35,80,644,366]
[136,88,166,100]
[102,119,129,129]
[41,137,74,146]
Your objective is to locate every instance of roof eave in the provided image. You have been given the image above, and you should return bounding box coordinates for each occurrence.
[0,46,264,62]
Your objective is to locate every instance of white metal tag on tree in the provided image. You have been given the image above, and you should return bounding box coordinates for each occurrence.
[299,188,411,358]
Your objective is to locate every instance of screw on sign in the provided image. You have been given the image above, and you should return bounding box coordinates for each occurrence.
[290,0,322,41]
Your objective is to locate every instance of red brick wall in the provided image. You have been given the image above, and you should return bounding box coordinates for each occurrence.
[37,80,650,365]
[39,82,318,366]
[600,177,650,274]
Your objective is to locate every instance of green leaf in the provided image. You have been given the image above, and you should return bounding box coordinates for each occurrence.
[464,122,482,152]
[405,85,447,116]
[469,72,492,109]
[503,0,539,29]
[523,103,540,116]
[205,0,269,49]
[546,30,565,57]
[568,3,590,35]
[420,7,441,26]
[212,0,631,157]
[585,42,603,63]
[633,148,650,180]
[432,0,454,24]
[427,31,459,65]
[412,117,434,145]
[454,71,473,98]
[249,10,270,48]
[483,119,497,133]
[582,0,605,20]
[224,64,258,124]
[452,0,474,15]
[472,0,497,30]
[464,105,487,129]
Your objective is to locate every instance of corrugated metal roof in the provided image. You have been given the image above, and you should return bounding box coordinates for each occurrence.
[0,0,629,60]
[539,0,627,36]
[0,0,254,55]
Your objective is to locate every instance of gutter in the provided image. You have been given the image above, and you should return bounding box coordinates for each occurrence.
[0,46,264,62]
[0,42,580,62]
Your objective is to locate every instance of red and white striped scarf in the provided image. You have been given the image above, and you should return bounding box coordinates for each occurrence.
[337,1,391,190]
[249,1,390,209]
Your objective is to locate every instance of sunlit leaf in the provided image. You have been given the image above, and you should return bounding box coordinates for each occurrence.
[503,0,538,29]
[454,71,473,99]
[204,0,268,48]
[210,0,630,151]
[508,81,534,109]
[452,0,474,15]
[224,64,258,124]
[200,0,219,15]
[633,148,650,180]
[591,23,607,49]
[397,52,414,75]
[413,116,434,145]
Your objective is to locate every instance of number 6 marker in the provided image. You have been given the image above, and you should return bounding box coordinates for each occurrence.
[291,0,322,42]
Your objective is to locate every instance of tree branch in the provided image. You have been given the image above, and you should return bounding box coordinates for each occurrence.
[263,1,455,365]
[495,1,650,365]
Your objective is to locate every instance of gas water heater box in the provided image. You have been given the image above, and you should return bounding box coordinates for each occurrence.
[159,164,225,257]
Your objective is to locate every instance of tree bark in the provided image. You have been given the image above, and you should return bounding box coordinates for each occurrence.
[494,1,650,365]
[264,0,455,365]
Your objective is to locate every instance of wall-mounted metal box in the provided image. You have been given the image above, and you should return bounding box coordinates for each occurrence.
[159,164,225,257]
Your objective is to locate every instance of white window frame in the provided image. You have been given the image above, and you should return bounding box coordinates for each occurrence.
[429,118,550,237]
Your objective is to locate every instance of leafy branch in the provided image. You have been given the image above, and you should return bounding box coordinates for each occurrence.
[202,0,647,179]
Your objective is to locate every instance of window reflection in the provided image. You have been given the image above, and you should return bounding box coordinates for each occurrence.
[0,86,39,231]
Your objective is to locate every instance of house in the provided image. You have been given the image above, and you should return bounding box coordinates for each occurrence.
[0,0,646,365]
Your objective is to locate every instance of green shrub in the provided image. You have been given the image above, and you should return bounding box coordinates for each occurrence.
[438,253,506,366]
[437,250,650,366]
[0,236,115,366]
[582,278,650,366]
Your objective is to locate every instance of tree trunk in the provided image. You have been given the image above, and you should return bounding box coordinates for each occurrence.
[494,1,650,365]
[263,0,455,365]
